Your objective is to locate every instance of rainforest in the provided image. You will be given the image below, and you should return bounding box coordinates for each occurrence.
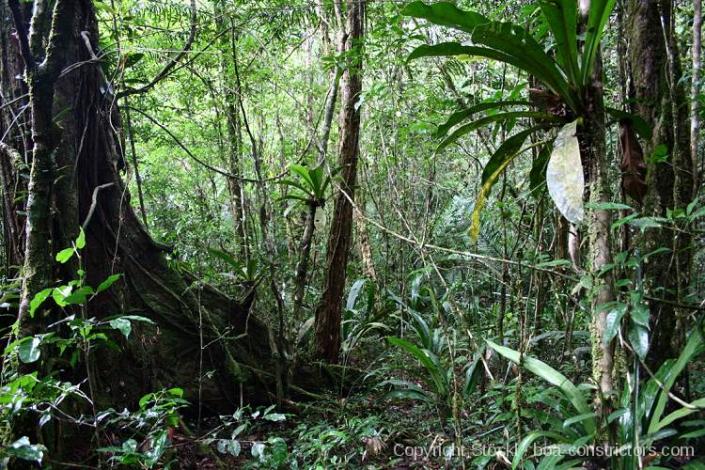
[1,0,704,468]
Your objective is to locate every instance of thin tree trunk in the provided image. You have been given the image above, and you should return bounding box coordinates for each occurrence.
[215,1,247,260]
[293,202,318,321]
[354,202,376,281]
[692,0,702,187]
[580,50,617,414]
[315,0,365,363]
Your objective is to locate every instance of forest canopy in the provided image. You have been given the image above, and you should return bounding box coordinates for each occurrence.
[0,0,704,468]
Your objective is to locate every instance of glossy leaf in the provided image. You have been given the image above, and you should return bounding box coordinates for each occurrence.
[56,247,75,264]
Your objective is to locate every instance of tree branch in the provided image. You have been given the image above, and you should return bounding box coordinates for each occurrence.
[7,0,36,72]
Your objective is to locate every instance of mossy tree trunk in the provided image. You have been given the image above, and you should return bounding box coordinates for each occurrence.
[1,0,277,412]
[627,0,694,367]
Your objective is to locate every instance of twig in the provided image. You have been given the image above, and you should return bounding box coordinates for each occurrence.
[7,0,36,71]
[82,183,115,229]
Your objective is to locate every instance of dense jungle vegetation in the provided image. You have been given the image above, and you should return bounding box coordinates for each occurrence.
[1,0,705,468]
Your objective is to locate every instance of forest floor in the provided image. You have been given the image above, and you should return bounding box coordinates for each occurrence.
[123,337,705,469]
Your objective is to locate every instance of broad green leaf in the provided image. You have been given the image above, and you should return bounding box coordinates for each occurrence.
[547,120,584,224]
[386,388,433,402]
[654,397,705,432]
[409,42,522,66]
[52,285,73,307]
[56,247,75,264]
[346,279,367,311]
[167,387,184,397]
[563,412,597,428]
[481,127,545,185]
[512,431,566,469]
[535,259,572,268]
[603,303,627,345]
[387,336,448,398]
[463,357,481,397]
[289,164,315,192]
[630,302,649,328]
[648,326,705,434]
[408,33,577,111]
[119,315,155,325]
[681,428,705,439]
[402,1,489,34]
[628,321,649,359]
[251,442,265,461]
[407,309,432,350]
[529,145,551,195]
[264,412,286,422]
[471,21,577,111]
[75,228,86,249]
[96,274,122,294]
[217,439,242,456]
[7,436,45,463]
[29,288,53,318]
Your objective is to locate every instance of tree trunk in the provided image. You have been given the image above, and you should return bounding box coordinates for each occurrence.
[1,0,277,412]
[627,0,694,367]
[692,0,702,187]
[354,202,377,281]
[579,56,617,412]
[214,0,248,260]
[0,1,29,272]
[293,201,318,321]
[314,0,365,363]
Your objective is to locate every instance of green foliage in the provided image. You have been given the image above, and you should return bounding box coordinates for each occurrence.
[403,0,624,237]
[487,324,705,468]
[281,164,332,205]
[291,416,383,469]
[98,388,189,468]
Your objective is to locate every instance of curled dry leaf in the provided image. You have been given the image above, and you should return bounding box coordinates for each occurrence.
[547,120,584,224]
[619,120,647,203]
[362,436,386,460]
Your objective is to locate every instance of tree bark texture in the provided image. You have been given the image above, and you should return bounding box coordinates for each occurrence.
[627,0,694,366]
[315,0,364,363]
[0,0,277,412]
